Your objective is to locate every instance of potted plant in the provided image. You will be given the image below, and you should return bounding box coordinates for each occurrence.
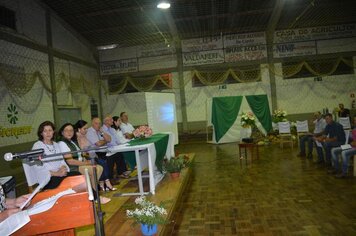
[163,156,186,179]
[126,196,167,235]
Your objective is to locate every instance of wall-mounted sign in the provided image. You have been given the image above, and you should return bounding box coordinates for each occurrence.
[182,36,223,53]
[100,58,138,75]
[274,24,356,43]
[183,49,225,66]
[273,41,317,58]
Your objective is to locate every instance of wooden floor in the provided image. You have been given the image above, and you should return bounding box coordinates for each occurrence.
[169,141,356,235]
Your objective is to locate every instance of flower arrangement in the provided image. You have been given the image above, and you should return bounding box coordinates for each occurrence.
[240,111,256,128]
[126,196,167,227]
[133,125,153,138]
[272,109,288,123]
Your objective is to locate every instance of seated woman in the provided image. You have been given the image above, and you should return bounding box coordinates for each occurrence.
[57,123,110,204]
[112,116,131,144]
[32,121,80,190]
[0,185,30,223]
[74,120,116,191]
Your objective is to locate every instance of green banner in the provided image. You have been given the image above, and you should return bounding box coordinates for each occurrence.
[245,94,272,132]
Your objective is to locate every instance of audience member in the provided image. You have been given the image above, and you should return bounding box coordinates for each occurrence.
[32,121,80,190]
[314,113,346,166]
[120,112,135,139]
[297,111,326,159]
[86,117,117,191]
[330,115,356,178]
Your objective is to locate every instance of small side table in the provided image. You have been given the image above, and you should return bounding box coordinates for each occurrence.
[238,142,259,165]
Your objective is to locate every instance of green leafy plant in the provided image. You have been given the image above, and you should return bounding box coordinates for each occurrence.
[163,156,186,173]
[126,196,167,227]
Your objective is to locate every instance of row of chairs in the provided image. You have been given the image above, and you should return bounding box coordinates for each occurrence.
[277,117,351,148]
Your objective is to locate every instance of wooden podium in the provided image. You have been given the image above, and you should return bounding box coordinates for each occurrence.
[13,176,95,236]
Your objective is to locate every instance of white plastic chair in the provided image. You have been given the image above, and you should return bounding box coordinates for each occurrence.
[339,117,351,144]
[22,161,50,192]
[278,121,294,149]
[296,120,309,145]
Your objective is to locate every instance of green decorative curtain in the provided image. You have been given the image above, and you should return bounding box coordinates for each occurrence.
[211,96,243,142]
[245,95,272,132]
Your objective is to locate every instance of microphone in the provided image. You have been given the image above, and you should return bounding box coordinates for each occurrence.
[4,149,44,161]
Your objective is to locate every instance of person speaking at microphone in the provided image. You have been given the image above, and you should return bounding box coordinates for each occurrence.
[32,121,80,190]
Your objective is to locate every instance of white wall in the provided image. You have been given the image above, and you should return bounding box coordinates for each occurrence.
[274,58,356,114]
[0,0,97,147]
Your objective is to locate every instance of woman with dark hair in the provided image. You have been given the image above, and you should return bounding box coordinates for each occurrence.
[58,123,110,203]
[32,121,80,190]
[74,119,116,192]
[112,116,130,144]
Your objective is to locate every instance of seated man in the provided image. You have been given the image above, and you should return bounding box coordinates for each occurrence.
[297,111,326,159]
[102,114,129,180]
[120,112,135,139]
[314,113,345,166]
[330,115,356,178]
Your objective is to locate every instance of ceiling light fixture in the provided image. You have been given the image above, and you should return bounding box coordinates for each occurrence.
[157,1,170,9]
[97,44,118,50]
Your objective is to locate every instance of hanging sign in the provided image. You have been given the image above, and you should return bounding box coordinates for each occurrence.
[182,36,223,52]
[273,41,317,58]
[274,24,356,43]
[183,49,225,66]
[100,58,138,75]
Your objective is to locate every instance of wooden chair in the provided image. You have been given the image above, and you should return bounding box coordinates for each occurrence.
[296,120,309,145]
[278,121,294,149]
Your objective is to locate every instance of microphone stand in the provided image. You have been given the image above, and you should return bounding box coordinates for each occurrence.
[88,154,105,236]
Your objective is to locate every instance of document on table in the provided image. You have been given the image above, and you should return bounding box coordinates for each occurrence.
[315,140,323,148]
[0,210,30,236]
[341,144,352,150]
[0,188,76,235]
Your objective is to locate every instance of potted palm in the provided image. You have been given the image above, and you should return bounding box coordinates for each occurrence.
[126,196,167,235]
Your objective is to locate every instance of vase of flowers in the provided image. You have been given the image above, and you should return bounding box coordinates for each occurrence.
[240,111,256,128]
[240,112,255,140]
[272,109,288,123]
[133,125,153,138]
[272,109,288,130]
[126,196,167,235]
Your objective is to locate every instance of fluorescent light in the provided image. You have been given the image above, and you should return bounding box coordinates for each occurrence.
[97,44,118,50]
[157,1,170,9]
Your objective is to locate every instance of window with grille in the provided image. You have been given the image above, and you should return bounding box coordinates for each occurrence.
[0,6,16,30]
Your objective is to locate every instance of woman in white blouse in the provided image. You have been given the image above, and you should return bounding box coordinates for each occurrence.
[32,121,80,190]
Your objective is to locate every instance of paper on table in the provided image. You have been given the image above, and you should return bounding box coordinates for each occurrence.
[27,188,75,216]
[20,175,50,210]
[341,144,352,150]
[0,210,30,236]
[315,140,323,148]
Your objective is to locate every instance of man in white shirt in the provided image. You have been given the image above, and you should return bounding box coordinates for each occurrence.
[103,114,129,179]
[120,112,135,139]
[298,112,326,159]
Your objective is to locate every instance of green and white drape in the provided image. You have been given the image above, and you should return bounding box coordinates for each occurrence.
[208,95,272,144]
